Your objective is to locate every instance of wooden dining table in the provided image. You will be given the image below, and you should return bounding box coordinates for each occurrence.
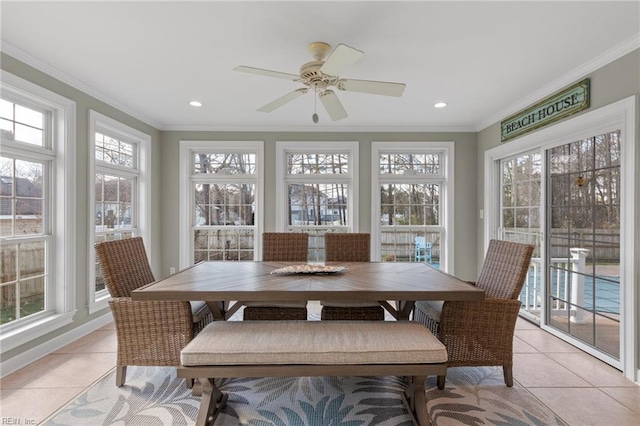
[132,261,484,320]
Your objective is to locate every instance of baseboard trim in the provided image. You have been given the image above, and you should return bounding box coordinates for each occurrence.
[0,312,113,378]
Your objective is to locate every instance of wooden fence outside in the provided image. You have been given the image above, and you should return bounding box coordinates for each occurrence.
[1,244,45,304]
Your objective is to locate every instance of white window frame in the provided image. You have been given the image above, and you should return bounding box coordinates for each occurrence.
[371,142,455,271]
[0,71,76,353]
[179,141,264,268]
[275,142,358,262]
[484,95,638,382]
[87,110,151,314]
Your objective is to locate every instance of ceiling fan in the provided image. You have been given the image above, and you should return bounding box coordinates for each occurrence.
[234,42,406,122]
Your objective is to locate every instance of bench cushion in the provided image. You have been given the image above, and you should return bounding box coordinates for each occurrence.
[181,321,447,366]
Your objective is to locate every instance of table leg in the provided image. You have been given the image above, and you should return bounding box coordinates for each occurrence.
[196,378,227,426]
[379,301,399,319]
[205,301,226,321]
[224,301,244,320]
[412,375,429,426]
[397,301,416,320]
[402,375,429,426]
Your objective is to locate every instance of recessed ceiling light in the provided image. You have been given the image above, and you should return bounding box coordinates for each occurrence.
[434,102,447,108]
[189,101,203,107]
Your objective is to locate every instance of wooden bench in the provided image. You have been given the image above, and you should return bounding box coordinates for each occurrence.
[178,321,447,426]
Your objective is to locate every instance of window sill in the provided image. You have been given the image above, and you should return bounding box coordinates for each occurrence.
[0,311,76,353]
[88,296,110,315]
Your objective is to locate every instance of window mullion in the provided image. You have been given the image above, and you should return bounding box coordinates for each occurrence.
[95,161,139,176]
[0,143,55,161]
[191,175,256,183]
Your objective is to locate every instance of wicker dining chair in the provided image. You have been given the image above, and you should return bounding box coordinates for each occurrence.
[413,239,534,389]
[95,237,213,387]
[242,232,309,320]
[321,233,385,321]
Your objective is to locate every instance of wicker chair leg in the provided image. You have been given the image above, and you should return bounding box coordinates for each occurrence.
[437,374,446,390]
[116,365,127,387]
[186,378,194,389]
[503,366,514,387]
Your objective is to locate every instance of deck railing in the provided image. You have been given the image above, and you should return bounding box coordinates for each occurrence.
[520,248,592,322]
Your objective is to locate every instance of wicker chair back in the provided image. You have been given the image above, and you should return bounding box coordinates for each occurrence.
[95,237,155,297]
[475,239,534,299]
[325,233,370,262]
[262,233,309,261]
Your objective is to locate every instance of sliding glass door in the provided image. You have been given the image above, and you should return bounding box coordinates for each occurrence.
[547,131,620,359]
[500,135,622,361]
[486,97,636,376]
[497,132,621,363]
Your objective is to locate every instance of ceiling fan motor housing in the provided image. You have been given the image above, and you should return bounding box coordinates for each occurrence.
[299,61,335,89]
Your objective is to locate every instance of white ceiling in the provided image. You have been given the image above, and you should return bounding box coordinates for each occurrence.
[1,1,639,132]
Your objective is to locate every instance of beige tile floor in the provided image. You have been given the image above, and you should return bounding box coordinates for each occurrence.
[1,313,639,425]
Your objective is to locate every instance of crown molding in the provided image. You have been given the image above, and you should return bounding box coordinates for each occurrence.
[1,41,163,130]
[4,31,637,135]
[476,33,640,132]
[163,125,477,133]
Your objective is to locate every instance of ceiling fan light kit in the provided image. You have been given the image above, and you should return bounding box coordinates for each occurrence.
[234,42,406,123]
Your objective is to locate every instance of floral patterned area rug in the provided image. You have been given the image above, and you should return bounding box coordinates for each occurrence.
[44,365,566,426]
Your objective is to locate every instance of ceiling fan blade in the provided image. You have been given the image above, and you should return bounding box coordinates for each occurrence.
[337,78,406,97]
[234,65,299,80]
[319,90,348,121]
[319,44,364,77]
[257,88,308,113]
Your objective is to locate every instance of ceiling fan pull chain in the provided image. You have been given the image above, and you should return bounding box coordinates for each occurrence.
[312,83,319,124]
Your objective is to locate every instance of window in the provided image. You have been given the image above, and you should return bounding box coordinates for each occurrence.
[1,156,46,324]
[499,151,543,319]
[276,142,358,262]
[501,152,542,239]
[180,141,263,267]
[372,142,454,270]
[0,96,46,146]
[88,111,150,313]
[1,72,75,352]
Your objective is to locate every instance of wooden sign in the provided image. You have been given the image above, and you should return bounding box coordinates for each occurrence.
[501,79,590,142]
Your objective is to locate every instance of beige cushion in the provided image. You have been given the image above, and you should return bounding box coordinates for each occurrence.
[414,300,444,322]
[181,321,447,366]
[320,300,381,308]
[242,300,307,308]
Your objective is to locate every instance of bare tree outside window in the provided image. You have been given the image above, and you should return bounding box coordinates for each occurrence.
[280,148,354,261]
[544,130,621,360]
[377,150,444,264]
[548,132,621,257]
[192,152,257,262]
[93,127,142,295]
